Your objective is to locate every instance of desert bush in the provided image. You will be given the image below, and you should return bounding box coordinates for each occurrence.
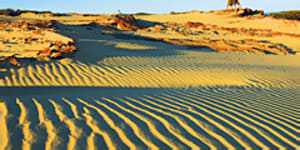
[269,11,300,20]
[134,12,152,15]
[0,9,54,16]
[170,11,178,15]
[0,8,17,16]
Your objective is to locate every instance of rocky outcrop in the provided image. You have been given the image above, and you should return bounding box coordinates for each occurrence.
[163,38,291,54]
[0,19,77,64]
[0,20,57,33]
[186,22,205,28]
[37,41,77,58]
[239,8,264,17]
[0,55,22,66]
[136,20,294,54]
[103,15,143,31]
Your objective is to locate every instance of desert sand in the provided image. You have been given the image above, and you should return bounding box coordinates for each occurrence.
[0,10,299,150]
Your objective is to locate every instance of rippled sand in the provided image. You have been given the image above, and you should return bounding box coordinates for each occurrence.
[0,11,300,150]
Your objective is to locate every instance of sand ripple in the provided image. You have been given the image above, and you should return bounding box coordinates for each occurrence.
[0,50,299,150]
[0,54,298,89]
[0,87,299,150]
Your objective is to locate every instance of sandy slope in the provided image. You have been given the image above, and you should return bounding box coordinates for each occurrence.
[135,11,300,54]
[0,12,300,150]
[0,21,299,88]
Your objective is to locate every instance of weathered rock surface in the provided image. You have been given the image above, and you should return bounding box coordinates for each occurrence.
[0,19,77,64]
[103,15,144,31]
[136,20,296,54]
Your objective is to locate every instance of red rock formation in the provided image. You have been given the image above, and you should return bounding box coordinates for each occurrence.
[1,19,78,63]
[125,15,136,21]
[103,15,143,31]
[51,52,63,58]
[186,22,205,28]
[8,58,21,66]
[70,45,77,51]
[60,45,77,54]
[162,38,291,54]
[55,41,64,50]
[38,48,52,56]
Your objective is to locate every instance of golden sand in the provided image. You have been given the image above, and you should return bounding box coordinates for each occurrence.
[1,87,299,150]
[0,10,299,150]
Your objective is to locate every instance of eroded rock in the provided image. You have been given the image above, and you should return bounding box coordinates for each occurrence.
[103,15,143,31]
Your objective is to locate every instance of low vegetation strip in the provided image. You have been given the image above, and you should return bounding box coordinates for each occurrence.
[269,11,300,20]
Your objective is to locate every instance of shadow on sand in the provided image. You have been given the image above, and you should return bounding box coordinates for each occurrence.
[0,86,169,98]
[0,19,216,83]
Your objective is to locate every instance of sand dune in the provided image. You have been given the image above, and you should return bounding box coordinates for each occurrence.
[1,11,300,150]
[0,52,298,88]
[1,47,299,149]
[135,11,300,54]
[0,86,299,150]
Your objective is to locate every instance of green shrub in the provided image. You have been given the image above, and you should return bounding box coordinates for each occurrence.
[269,11,300,20]
[170,11,177,15]
[0,9,53,16]
[0,8,15,14]
[134,12,152,15]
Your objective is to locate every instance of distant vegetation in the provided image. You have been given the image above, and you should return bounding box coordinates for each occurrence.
[82,14,100,17]
[0,8,14,13]
[0,8,69,17]
[170,10,203,15]
[0,8,20,16]
[134,12,152,16]
[269,11,300,20]
[170,11,180,15]
[0,9,52,15]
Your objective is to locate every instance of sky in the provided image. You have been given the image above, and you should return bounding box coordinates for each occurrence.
[1,0,299,14]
